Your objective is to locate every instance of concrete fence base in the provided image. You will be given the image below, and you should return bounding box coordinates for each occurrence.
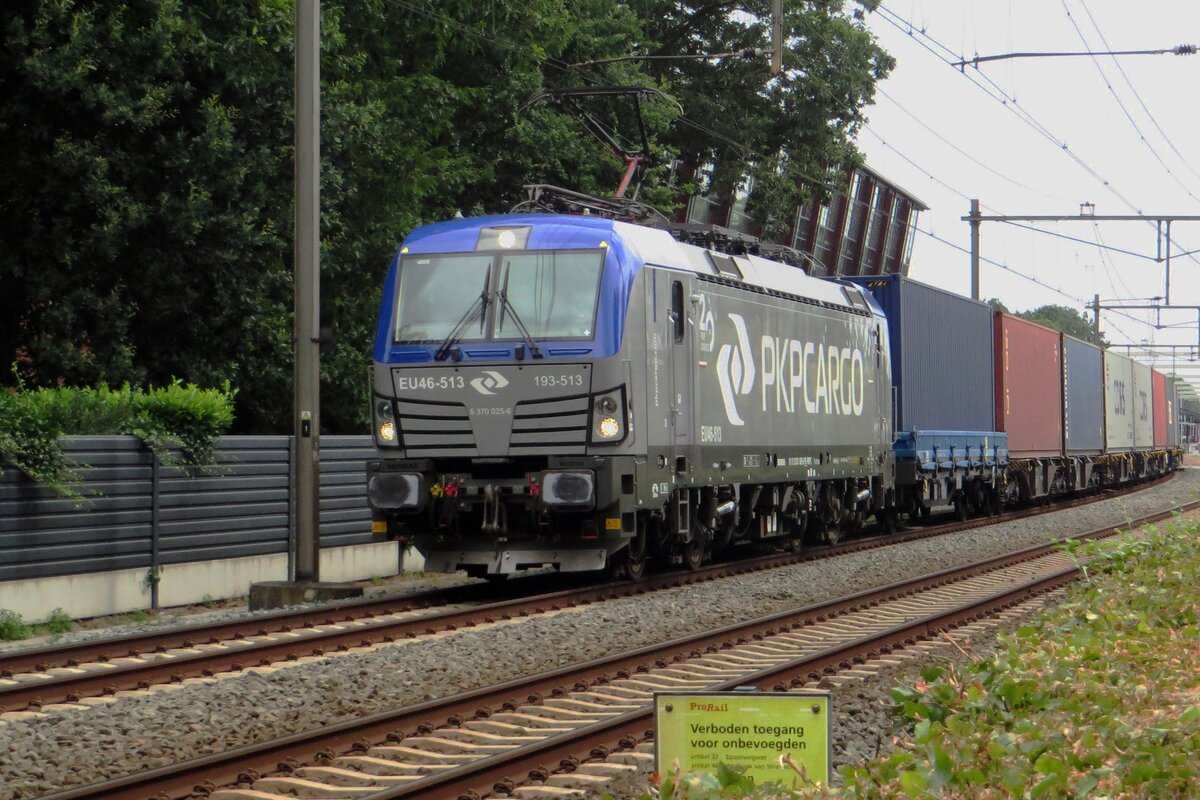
[0,541,430,622]
[1,435,426,622]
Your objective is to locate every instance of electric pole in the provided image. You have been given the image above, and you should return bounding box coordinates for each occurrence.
[969,199,981,301]
[771,0,783,76]
[294,0,321,582]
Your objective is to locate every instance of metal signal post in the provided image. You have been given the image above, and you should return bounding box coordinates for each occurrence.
[294,0,321,582]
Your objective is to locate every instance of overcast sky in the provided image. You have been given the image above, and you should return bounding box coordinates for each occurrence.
[857,0,1200,389]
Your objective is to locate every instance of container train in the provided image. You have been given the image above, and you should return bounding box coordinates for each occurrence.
[365,194,1183,578]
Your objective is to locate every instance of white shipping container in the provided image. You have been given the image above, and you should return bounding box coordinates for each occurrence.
[1104,351,1134,452]
[1132,361,1153,449]
[1168,377,1181,449]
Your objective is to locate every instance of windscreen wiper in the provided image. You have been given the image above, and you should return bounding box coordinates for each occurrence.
[434,280,489,361]
[496,290,544,359]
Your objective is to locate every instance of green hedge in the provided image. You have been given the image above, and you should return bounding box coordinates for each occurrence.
[0,377,236,496]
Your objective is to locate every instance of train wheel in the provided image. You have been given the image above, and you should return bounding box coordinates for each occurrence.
[952,491,969,522]
[784,512,807,552]
[623,520,649,580]
[988,488,1002,516]
[879,508,899,535]
[681,537,705,570]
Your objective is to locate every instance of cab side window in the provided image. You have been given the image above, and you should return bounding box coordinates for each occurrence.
[671,280,685,343]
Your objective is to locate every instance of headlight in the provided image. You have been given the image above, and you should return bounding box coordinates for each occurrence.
[542,471,595,508]
[590,389,627,444]
[373,396,400,447]
[368,472,422,510]
[596,417,621,439]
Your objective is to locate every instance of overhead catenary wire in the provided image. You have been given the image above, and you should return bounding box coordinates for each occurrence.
[867,113,1183,299]
[874,2,1200,271]
[914,225,1141,341]
[874,4,1145,213]
[872,0,1200,361]
[1092,224,1138,300]
[1074,0,1200,186]
[998,221,1157,261]
[1057,0,1200,205]
[873,86,1072,202]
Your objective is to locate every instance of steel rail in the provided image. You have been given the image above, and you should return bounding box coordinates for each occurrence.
[0,473,1177,714]
[377,565,1084,800]
[38,496,1197,800]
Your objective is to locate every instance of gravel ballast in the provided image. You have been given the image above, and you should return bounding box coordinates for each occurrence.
[1,471,1197,799]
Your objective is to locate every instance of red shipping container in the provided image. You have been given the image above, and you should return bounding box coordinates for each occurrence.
[1152,369,1168,449]
[994,313,1064,458]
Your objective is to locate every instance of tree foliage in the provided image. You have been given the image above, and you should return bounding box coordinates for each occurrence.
[1017,304,1108,347]
[2,0,892,432]
[987,300,1107,347]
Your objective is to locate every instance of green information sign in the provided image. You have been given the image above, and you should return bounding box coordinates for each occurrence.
[654,690,831,788]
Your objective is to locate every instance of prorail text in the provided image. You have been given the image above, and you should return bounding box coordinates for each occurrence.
[759,337,866,416]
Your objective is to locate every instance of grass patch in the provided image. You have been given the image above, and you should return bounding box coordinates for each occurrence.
[0,609,31,641]
[0,607,75,640]
[41,607,73,634]
[642,516,1200,799]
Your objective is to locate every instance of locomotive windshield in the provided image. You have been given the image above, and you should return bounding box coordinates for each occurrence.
[496,251,602,339]
[394,254,492,342]
[393,249,603,343]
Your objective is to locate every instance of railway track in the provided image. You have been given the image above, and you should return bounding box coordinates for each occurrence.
[38,496,1198,800]
[0,476,1170,718]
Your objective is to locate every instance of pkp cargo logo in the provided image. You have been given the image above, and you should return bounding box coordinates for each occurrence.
[471,370,510,395]
[716,313,755,425]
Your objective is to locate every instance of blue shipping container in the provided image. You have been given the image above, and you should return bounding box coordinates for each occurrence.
[848,275,996,433]
[1061,335,1105,455]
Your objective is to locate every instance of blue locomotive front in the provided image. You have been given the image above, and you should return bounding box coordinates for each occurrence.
[367,215,646,577]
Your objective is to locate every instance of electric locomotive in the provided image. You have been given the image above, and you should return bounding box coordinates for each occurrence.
[366,195,895,578]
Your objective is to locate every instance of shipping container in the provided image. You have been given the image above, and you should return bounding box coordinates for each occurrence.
[848,275,996,433]
[994,313,1063,458]
[1152,369,1168,449]
[1104,351,1134,452]
[1166,377,1180,448]
[1061,335,1105,456]
[1132,360,1153,449]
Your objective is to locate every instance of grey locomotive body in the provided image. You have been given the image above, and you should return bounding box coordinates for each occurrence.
[367,214,894,577]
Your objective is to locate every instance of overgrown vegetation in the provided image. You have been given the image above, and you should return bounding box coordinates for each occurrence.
[638,516,1200,798]
[43,608,73,635]
[0,377,235,495]
[1,1,892,434]
[0,609,31,641]
[0,607,73,641]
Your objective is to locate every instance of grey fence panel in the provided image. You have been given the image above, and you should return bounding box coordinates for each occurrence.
[316,436,375,548]
[1,434,381,584]
[0,437,154,581]
[154,437,293,566]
